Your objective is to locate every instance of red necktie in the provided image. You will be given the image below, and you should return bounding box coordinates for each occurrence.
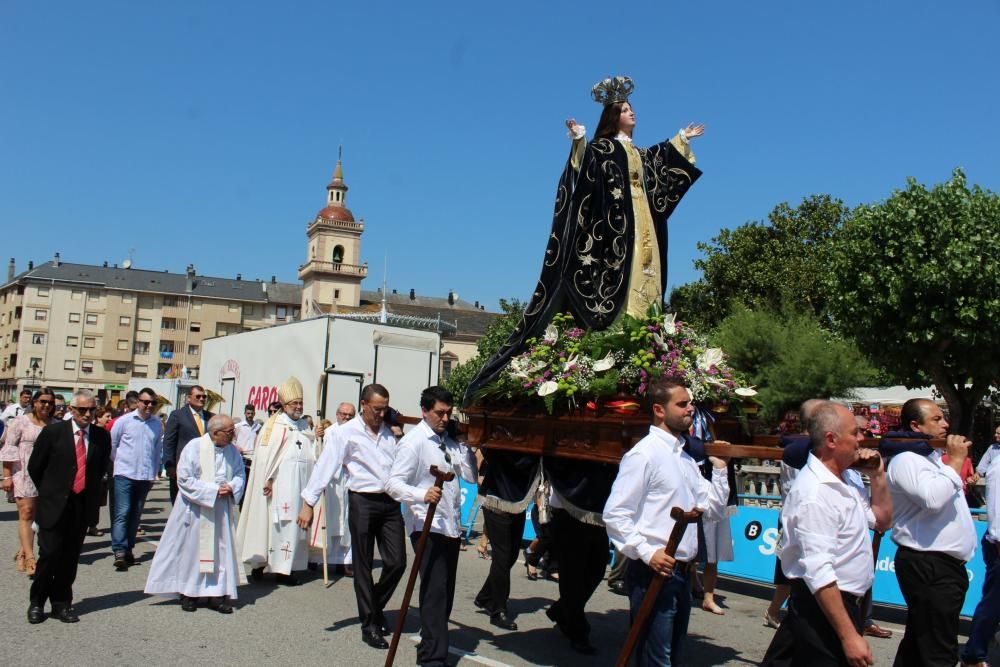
[73,429,87,494]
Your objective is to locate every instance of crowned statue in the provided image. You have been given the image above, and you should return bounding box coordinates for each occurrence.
[465,75,705,402]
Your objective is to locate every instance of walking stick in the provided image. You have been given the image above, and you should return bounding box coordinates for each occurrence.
[614,507,703,667]
[320,492,329,587]
[385,465,455,667]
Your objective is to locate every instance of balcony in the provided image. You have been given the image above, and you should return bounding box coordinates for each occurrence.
[298,261,368,280]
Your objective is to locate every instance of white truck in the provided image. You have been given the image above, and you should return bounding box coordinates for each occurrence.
[199,316,441,420]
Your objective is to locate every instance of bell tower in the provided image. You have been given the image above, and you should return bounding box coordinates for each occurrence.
[299,149,368,315]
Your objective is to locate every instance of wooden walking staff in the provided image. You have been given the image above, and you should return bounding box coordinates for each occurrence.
[615,507,703,667]
[385,465,456,667]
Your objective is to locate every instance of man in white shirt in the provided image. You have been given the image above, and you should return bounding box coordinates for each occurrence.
[962,452,1000,666]
[233,403,261,458]
[603,377,730,666]
[296,383,404,650]
[975,424,1000,477]
[1,389,32,425]
[761,401,891,667]
[386,386,477,667]
[887,398,975,667]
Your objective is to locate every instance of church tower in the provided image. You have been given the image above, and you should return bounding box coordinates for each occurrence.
[298,152,368,315]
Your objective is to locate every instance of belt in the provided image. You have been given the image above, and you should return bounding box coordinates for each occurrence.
[349,490,392,500]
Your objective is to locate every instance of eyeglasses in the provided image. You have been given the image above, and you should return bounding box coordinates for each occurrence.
[36,400,54,405]
[72,406,97,414]
[138,399,156,406]
[215,428,236,435]
[190,394,206,400]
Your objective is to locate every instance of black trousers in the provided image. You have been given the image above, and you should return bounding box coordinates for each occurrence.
[348,491,406,631]
[547,508,609,641]
[761,579,865,667]
[411,531,461,667]
[30,492,87,609]
[893,545,969,667]
[474,507,526,615]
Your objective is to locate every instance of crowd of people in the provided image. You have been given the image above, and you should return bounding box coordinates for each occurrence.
[3,380,1000,667]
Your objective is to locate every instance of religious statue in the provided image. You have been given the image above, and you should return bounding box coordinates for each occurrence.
[465,75,705,402]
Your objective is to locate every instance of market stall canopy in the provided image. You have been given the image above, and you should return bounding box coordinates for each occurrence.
[834,386,940,406]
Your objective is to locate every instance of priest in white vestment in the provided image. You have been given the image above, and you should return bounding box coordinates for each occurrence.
[145,415,246,613]
[302,401,356,573]
[236,377,316,585]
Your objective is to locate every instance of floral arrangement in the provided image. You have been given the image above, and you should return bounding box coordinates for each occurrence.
[483,306,755,413]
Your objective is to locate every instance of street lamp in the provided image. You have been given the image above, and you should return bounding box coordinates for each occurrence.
[24,360,43,390]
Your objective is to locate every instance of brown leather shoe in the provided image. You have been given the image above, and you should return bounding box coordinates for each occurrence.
[864,623,893,639]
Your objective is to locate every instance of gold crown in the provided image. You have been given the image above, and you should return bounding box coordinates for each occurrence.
[591,75,634,106]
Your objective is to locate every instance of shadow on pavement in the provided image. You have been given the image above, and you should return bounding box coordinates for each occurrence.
[75,589,148,614]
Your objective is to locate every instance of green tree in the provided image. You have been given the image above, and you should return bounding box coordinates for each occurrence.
[712,305,876,423]
[827,169,1000,436]
[669,195,851,329]
[443,298,525,401]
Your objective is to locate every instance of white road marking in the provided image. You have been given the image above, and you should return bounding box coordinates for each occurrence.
[409,634,515,667]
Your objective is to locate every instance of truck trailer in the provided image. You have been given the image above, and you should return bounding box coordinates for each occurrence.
[200,316,440,419]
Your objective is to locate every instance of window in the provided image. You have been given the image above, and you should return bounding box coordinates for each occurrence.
[159,341,174,354]
[69,312,81,323]
[244,305,254,317]
[332,244,345,264]
[190,321,201,332]
[115,363,128,375]
[137,318,152,332]
[117,339,129,350]
[192,300,202,310]
[85,313,98,325]
[161,317,176,330]
[66,336,79,347]
[187,344,199,355]
[442,359,453,378]
[83,337,96,349]
[157,363,172,378]
[138,296,153,309]
[334,289,341,299]
[189,366,199,379]
[133,341,150,355]
[122,292,134,303]
[31,333,44,345]
[216,326,228,337]
[276,305,287,320]
[81,360,94,374]
[37,287,50,297]
[71,289,83,301]
[119,315,131,326]
[64,360,77,371]
[133,364,148,378]
[229,303,240,313]
[88,290,101,301]
[292,307,300,319]
[29,356,42,369]
[163,296,178,307]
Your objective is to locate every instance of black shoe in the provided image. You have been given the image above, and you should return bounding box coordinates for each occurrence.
[27,605,45,624]
[180,595,198,612]
[51,605,80,623]
[113,551,128,570]
[275,573,300,586]
[375,614,391,636]
[608,580,627,596]
[473,598,489,613]
[125,551,137,565]
[207,598,233,614]
[362,627,389,649]
[569,638,596,655]
[87,526,103,537]
[490,611,518,631]
[250,567,265,582]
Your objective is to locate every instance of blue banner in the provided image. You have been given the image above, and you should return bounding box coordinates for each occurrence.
[459,479,536,541]
[721,506,987,617]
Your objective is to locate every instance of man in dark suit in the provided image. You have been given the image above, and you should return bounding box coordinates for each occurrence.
[162,385,213,503]
[27,388,111,624]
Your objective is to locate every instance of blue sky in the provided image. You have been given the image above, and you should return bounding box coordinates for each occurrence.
[2,1,998,311]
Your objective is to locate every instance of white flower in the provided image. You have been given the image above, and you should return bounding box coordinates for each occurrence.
[537,381,559,397]
[562,353,579,372]
[593,351,615,372]
[543,325,559,345]
[663,312,677,335]
[509,357,548,379]
[735,387,758,397]
[696,348,724,370]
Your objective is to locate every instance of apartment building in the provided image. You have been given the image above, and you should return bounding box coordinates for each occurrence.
[0,255,301,404]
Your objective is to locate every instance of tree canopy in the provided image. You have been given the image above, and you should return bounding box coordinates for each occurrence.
[443,298,525,402]
[826,169,1000,435]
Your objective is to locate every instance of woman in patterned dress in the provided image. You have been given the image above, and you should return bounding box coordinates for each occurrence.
[0,387,58,575]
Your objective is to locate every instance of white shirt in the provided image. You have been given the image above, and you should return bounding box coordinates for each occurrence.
[301,423,343,507]
[385,419,477,539]
[1,403,27,425]
[978,444,1000,477]
[887,450,977,562]
[778,454,875,596]
[327,414,398,494]
[986,456,1000,543]
[234,418,261,456]
[603,426,729,564]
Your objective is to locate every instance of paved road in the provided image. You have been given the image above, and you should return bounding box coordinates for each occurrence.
[1,480,987,666]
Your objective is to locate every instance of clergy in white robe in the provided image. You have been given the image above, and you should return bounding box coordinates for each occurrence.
[145,416,246,611]
[236,377,316,583]
[303,421,352,566]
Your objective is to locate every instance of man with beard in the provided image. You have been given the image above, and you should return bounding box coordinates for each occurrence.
[236,377,315,586]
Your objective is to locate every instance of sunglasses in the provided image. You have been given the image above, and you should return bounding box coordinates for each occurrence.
[138,399,157,406]
[36,399,54,405]
[190,394,206,400]
[72,406,97,414]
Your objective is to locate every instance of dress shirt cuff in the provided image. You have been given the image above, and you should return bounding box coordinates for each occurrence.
[636,541,659,565]
[802,568,838,596]
[301,488,321,507]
